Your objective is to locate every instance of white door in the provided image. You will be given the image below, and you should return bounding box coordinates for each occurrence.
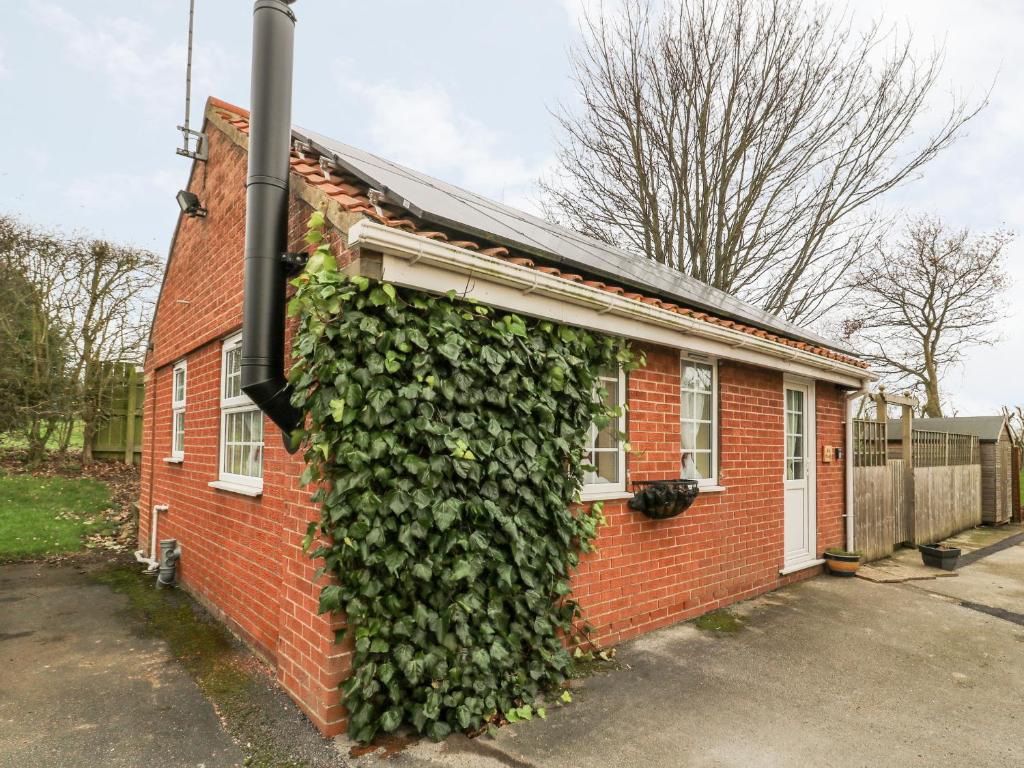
[783,379,816,570]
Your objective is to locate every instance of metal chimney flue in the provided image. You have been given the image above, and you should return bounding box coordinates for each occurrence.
[241,0,302,443]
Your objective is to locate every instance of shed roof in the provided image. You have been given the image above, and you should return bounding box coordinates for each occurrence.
[887,415,1008,442]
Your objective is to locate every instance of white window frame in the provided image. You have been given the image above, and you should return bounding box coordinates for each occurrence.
[212,332,264,495]
[581,368,628,501]
[169,360,187,461]
[680,354,719,488]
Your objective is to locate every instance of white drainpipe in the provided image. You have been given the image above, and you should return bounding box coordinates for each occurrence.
[844,384,870,552]
[134,504,168,571]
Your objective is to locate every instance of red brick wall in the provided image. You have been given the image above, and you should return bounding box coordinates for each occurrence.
[572,351,847,646]
[142,117,849,737]
[140,121,349,736]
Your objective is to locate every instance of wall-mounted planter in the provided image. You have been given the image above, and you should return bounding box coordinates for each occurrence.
[628,479,700,520]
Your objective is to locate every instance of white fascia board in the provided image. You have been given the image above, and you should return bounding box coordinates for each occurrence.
[347,220,876,388]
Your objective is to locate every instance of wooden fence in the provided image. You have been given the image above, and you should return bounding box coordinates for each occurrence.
[91,363,144,464]
[852,420,981,561]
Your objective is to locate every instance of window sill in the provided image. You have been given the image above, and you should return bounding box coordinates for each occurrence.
[162,457,184,464]
[208,480,262,498]
[698,484,727,493]
[779,558,824,576]
[579,490,633,503]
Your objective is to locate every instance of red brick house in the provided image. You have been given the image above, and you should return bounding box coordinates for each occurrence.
[140,94,874,736]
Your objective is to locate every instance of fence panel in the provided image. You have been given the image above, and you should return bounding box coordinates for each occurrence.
[91,363,143,464]
[890,459,910,544]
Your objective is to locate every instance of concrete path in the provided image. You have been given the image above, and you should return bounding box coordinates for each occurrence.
[0,563,243,768]
[348,541,1024,768]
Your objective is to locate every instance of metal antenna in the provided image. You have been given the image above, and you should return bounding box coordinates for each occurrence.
[177,0,208,161]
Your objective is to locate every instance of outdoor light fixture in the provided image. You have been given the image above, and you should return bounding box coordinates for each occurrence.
[176,189,207,218]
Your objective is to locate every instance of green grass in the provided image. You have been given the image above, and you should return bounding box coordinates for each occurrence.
[0,421,85,451]
[0,475,113,559]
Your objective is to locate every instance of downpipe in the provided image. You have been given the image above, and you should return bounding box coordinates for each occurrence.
[156,539,182,589]
[134,503,168,572]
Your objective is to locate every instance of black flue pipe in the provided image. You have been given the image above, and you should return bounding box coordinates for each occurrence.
[241,0,302,442]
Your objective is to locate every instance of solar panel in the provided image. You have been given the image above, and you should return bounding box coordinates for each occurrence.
[294,125,852,354]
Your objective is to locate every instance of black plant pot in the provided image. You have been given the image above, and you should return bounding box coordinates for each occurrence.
[918,544,960,571]
[628,479,700,520]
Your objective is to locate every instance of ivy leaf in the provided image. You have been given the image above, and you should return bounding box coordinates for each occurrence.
[329,398,346,422]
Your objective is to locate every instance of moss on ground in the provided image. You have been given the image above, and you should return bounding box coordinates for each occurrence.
[92,564,308,768]
[695,609,744,634]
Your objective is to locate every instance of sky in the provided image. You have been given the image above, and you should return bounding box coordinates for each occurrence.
[0,0,1019,415]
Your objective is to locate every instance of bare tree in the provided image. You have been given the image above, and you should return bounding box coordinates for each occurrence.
[0,216,76,462]
[0,214,160,463]
[842,216,1012,418]
[543,0,983,323]
[67,239,161,463]
[1003,406,1023,451]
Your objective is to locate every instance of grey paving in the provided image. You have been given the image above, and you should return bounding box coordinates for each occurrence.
[348,543,1024,768]
[0,563,243,768]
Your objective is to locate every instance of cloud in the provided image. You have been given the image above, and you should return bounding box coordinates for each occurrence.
[0,44,7,78]
[63,168,180,215]
[26,1,234,114]
[337,73,550,214]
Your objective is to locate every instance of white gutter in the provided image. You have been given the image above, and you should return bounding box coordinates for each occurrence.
[844,386,870,552]
[133,504,167,572]
[347,221,877,388]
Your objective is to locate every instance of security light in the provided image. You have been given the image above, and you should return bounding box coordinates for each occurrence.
[176,189,207,218]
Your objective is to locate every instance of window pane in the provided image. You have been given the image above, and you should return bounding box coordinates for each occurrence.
[593,450,618,484]
[173,411,185,453]
[602,379,619,406]
[595,422,617,449]
[694,393,711,421]
[695,422,711,451]
[681,451,711,480]
[787,458,804,481]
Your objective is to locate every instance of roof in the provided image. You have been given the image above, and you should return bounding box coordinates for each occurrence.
[207,98,868,371]
[887,416,1008,442]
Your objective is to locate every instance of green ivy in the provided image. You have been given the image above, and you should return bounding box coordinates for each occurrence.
[288,211,637,743]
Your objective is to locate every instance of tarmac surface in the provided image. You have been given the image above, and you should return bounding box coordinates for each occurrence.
[0,562,243,768]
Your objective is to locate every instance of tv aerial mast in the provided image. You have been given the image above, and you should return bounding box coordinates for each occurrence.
[177,0,208,161]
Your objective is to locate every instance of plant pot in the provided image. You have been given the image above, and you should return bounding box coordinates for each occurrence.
[918,544,960,571]
[823,551,861,577]
[628,479,700,520]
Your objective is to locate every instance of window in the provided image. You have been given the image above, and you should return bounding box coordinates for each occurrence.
[217,333,263,491]
[680,357,717,485]
[582,368,627,498]
[785,387,805,481]
[170,361,186,460]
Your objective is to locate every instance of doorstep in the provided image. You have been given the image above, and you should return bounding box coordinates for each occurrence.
[856,547,959,584]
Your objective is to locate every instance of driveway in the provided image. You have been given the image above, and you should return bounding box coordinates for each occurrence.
[0,562,243,768]
[353,541,1024,768]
